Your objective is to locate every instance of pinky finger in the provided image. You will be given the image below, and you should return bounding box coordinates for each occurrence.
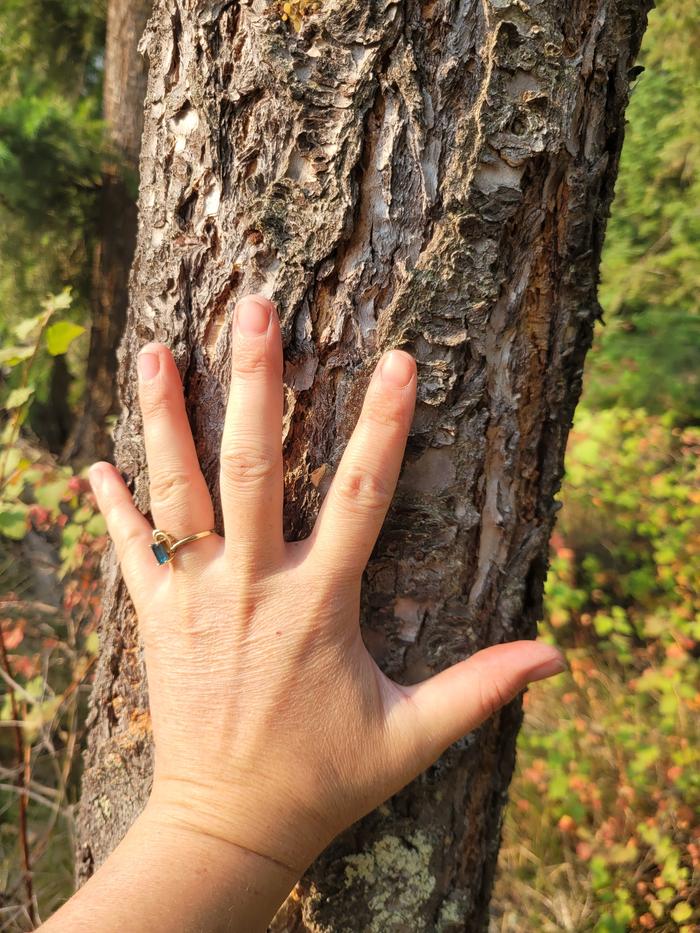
[88,462,160,599]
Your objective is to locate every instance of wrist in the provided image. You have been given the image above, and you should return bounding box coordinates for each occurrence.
[141,792,304,872]
[43,797,301,933]
[147,770,332,876]
[136,801,301,929]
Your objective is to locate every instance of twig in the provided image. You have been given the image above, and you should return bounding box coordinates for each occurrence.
[0,597,59,616]
[0,625,37,927]
[0,783,61,813]
[0,665,38,704]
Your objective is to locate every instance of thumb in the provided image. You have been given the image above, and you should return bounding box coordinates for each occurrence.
[397,640,566,766]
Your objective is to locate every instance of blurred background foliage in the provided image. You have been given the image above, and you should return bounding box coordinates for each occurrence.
[590,0,699,421]
[0,0,698,930]
[494,3,700,928]
[0,0,106,452]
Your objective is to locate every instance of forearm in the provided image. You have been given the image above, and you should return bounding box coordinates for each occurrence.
[41,803,299,932]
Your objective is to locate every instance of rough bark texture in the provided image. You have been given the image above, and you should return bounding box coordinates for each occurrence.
[70,0,152,461]
[77,0,651,928]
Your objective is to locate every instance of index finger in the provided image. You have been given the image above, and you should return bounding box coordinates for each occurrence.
[307,350,416,583]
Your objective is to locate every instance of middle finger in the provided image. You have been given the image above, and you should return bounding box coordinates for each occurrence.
[220,295,285,571]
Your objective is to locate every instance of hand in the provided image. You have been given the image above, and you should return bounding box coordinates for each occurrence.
[86,295,564,908]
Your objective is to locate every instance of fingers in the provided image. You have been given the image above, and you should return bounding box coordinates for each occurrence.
[88,462,159,598]
[220,295,284,570]
[309,350,416,582]
[394,641,566,769]
[138,344,216,550]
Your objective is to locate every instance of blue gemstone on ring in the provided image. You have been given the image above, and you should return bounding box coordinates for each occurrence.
[151,542,171,565]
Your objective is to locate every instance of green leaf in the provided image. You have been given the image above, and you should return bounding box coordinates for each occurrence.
[45,321,85,356]
[0,345,34,366]
[671,902,693,923]
[13,311,50,341]
[85,513,106,537]
[61,522,82,549]
[35,479,69,511]
[3,386,35,410]
[43,288,73,313]
[0,503,29,540]
[85,632,100,656]
[594,614,614,637]
[0,447,22,481]
[71,505,92,524]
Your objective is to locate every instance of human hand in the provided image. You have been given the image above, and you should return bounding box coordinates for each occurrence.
[88,294,565,881]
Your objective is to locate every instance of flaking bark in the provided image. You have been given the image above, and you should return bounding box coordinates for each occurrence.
[77,0,651,928]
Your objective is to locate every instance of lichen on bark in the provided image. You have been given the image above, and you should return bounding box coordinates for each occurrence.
[77,0,652,928]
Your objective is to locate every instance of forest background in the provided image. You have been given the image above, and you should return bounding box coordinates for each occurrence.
[0,1,697,930]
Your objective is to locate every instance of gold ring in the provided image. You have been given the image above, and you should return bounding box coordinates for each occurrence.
[151,528,215,565]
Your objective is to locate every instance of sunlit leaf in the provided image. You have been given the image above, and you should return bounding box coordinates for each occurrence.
[671,902,693,923]
[3,385,35,410]
[43,288,73,314]
[85,632,100,656]
[85,513,106,537]
[45,320,85,356]
[13,310,50,341]
[0,345,34,366]
[0,503,29,540]
[35,479,69,511]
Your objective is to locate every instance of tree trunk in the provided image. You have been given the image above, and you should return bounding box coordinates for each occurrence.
[76,0,651,928]
[69,0,152,462]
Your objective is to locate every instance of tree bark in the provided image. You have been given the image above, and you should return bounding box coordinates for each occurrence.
[77,0,651,928]
[69,0,152,462]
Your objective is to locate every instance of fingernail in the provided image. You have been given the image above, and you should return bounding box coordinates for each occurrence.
[236,298,271,336]
[527,653,567,682]
[88,463,106,494]
[138,348,160,381]
[380,350,415,388]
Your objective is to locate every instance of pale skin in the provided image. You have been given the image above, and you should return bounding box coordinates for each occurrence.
[42,295,565,932]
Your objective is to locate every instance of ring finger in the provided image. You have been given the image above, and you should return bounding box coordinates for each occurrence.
[138,344,217,558]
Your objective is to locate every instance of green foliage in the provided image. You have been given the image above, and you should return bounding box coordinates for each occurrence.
[0,95,102,224]
[45,321,87,357]
[0,291,89,551]
[0,451,106,923]
[0,290,103,924]
[0,0,105,430]
[552,407,699,644]
[593,0,700,422]
[0,0,105,95]
[497,8,700,923]
[0,289,82,415]
[496,409,700,931]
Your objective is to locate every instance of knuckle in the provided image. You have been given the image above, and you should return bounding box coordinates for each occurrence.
[112,518,145,562]
[361,399,407,433]
[149,469,193,508]
[221,445,278,488]
[334,467,391,516]
[232,343,268,377]
[140,387,179,421]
